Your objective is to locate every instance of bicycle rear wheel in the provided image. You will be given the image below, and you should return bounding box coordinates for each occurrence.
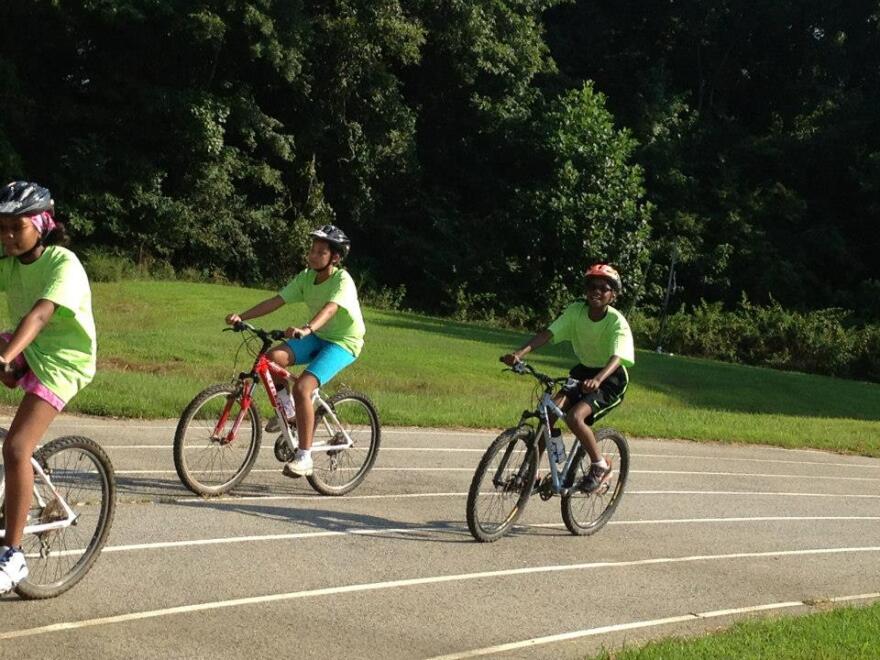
[307,391,381,496]
[560,427,629,536]
[15,436,116,599]
[466,426,538,542]
[173,382,262,496]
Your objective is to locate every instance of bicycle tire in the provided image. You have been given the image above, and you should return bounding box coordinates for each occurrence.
[15,436,116,599]
[173,382,262,496]
[560,427,629,536]
[466,426,538,543]
[306,391,381,496]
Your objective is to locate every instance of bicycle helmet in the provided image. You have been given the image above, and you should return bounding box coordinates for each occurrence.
[585,263,622,292]
[309,224,351,257]
[0,181,53,216]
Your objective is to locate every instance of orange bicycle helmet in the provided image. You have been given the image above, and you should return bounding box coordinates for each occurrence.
[584,263,622,292]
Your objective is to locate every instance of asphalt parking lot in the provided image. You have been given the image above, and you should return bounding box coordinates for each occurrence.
[2,416,879,659]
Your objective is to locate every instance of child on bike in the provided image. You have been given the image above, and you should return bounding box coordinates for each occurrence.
[225,224,365,477]
[0,181,97,593]
[501,263,633,492]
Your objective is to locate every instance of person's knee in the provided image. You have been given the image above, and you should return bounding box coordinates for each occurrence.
[566,406,591,428]
[2,436,31,466]
[268,347,293,367]
[292,375,317,399]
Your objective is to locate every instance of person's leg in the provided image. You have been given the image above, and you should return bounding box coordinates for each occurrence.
[266,343,295,388]
[1,393,59,592]
[290,373,320,451]
[264,342,301,432]
[564,400,601,462]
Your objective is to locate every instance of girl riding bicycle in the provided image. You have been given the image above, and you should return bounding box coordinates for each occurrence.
[501,263,634,493]
[0,181,97,593]
[225,224,365,478]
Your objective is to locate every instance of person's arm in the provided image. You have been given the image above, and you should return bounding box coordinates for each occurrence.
[286,302,339,338]
[225,295,285,325]
[581,355,622,393]
[0,299,58,365]
[501,328,553,365]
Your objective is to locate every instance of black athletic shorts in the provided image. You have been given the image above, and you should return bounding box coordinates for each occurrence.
[560,364,629,425]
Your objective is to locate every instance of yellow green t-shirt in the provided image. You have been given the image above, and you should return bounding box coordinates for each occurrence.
[0,246,97,403]
[278,267,365,357]
[548,302,634,368]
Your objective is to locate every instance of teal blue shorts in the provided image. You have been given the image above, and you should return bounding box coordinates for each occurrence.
[285,334,356,386]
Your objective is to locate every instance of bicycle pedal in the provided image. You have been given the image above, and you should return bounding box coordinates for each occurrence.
[537,475,554,501]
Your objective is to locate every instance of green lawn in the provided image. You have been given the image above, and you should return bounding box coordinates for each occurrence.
[1,280,879,455]
[594,601,880,659]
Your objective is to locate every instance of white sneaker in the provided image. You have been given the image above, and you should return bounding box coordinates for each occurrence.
[282,450,313,478]
[0,545,28,594]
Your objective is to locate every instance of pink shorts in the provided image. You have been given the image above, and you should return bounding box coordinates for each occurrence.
[0,333,66,411]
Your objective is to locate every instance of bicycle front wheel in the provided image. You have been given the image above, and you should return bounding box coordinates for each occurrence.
[173,383,262,496]
[561,427,629,536]
[466,426,538,543]
[16,436,116,600]
[307,391,381,496]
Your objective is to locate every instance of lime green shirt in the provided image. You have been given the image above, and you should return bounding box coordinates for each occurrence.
[548,302,634,368]
[279,267,365,357]
[0,246,97,402]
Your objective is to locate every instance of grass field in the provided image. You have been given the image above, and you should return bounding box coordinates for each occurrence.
[594,601,880,659]
[1,280,878,455]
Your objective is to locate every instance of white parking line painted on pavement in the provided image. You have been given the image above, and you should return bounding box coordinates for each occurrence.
[42,516,880,558]
[173,489,880,505]
[427,593,880,659]
[176,491,468,503]
[632,453,880,470]
[99,445,880,471]
[631,489,880,499]
[115,467,880,482]
[2,548,880,641]
[631,469,880,482]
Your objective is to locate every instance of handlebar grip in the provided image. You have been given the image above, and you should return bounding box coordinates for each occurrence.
[271,330,286,341]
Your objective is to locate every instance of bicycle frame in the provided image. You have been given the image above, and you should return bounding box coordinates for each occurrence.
[217,325,356,454]
[532,393,582,496]
[499,363,584,497]
[0,457,77,538]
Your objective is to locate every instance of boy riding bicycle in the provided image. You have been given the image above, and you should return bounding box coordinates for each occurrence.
[501,263,634,492]
[225,225,365,478]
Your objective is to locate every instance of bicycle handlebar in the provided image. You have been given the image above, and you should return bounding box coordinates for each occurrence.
[228,321,286,342]
[499,357,567,387]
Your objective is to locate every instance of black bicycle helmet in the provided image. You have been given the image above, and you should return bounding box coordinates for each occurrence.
[309,224,351,257]
[0,181,53,216]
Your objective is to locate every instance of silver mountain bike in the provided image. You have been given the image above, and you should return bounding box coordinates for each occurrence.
[466,361,629,542]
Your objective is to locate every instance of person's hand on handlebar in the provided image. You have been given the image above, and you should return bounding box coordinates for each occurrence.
[500,353,522,367]
[225,313,242,326]
[286,324,313,339]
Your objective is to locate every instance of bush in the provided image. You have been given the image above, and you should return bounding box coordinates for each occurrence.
[653,298,880,383]
[82,250,136,282]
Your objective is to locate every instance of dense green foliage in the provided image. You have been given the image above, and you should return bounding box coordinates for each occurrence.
[632,299,880,382]
[1,1,877,327]
[546,0,880,317]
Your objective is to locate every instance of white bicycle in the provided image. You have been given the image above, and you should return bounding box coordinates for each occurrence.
[1,431,116,599]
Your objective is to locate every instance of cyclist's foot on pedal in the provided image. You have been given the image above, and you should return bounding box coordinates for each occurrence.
[266,415,296,433]
[282,450,313,477]
[0,546,28,594]
[579,456,613,493]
